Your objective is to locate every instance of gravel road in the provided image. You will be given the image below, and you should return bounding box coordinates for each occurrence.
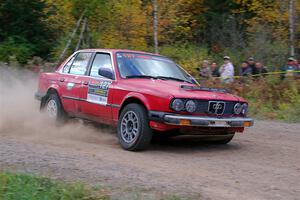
[0,68,299,200]
[0,120,299,200]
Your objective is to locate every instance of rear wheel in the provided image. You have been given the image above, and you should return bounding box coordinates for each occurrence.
[44,93,67,123]
[117,103,153,151]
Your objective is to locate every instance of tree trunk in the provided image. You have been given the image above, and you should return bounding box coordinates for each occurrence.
[153,0,159,54]
[75,17,87,51]
[289,0,295,57]
[57,10,86,65]
[86,21,91,48]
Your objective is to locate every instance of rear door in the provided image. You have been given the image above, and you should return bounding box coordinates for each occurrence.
[59,52,93,115]
[79,52,115,123]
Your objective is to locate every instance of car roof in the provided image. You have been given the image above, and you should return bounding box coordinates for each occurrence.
[76,48,160,56]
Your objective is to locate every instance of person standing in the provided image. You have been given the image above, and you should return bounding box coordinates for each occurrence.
[219,56,234,83]
[254,62,268,77]
[293,59,300,77]
[240,61,252,76]
[211,62,220,77]
[293,59,300,70]
[199,60,211,83]
[248,57,257,75]
[280,57,297,79]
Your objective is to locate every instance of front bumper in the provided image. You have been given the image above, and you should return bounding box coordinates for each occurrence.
[149,111,254,128]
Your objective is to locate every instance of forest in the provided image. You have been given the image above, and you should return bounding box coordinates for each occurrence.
[0,0,299,70]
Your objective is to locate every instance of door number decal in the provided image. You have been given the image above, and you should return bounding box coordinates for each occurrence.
[87,81,112,105]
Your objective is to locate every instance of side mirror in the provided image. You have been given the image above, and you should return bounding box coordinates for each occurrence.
[98,68,114,79]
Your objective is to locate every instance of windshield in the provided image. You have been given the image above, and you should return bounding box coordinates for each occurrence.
[116,52,194,83]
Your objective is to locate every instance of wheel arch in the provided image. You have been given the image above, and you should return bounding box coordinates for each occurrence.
[40,87,60,109]
[119,95,149,118]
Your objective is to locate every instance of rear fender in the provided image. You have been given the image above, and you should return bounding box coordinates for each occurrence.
[39,84,62,109]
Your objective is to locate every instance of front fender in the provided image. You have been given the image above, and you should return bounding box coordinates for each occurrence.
[121,92,151,110]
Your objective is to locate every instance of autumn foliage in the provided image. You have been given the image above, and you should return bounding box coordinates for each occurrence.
[0,0,300,121]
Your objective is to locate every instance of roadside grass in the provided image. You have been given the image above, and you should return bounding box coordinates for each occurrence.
[0,172,192,200]
[0,172,109,200]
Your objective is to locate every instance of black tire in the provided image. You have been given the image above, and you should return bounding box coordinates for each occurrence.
[117,103,153,151]
[209,133,235,144]
[44,93,67,123]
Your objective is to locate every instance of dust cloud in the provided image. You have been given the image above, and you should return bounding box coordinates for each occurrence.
[0,66,116,145]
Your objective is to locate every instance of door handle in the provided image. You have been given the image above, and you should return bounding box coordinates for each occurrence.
[59,78,65,82]
[82,81,89,85]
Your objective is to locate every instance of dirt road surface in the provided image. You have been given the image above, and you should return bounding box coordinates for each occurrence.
[0,68,299,200]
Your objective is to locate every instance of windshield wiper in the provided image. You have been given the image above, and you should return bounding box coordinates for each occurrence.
[126,75,157,79]
[156,76,192,83]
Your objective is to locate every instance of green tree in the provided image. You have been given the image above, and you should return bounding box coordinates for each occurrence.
[0,0,54,63]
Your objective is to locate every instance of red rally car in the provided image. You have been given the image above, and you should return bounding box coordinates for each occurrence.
[35,49,254,151]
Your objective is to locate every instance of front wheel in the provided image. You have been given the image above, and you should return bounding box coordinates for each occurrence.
[117,103,153,151]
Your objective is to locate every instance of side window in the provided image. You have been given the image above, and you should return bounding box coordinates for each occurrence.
[69,52,92,75]
[90,53,113,78]
[62,55,75,73]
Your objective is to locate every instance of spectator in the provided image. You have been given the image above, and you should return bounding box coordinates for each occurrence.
[254,62,268,77]
[199,60,211,80]
[219,56,234,83]
[280,57,297,79]
[240,61,252,76]
[211,62,220,77]
[293,59,300,70]
[248,57,256,75]
[292,59,300,77]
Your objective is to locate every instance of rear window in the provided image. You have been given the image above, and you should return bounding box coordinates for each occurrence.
[69,52,92,75]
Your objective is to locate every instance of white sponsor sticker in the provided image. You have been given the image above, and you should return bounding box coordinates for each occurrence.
[87,94,108,105]
[87,81,111,105]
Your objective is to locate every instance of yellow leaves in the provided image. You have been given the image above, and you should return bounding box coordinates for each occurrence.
[99,0,147,50]
[234,0,291,42]
[157,0,205,43]
[42,0,298,57]
[44,0,76,33]
[233,0,261,12]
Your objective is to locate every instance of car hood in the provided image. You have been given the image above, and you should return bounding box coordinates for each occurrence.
[119,79,245,102]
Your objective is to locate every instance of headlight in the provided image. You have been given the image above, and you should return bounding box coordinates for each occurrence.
[241,103,248,115]
[185,100,196,113]
[171,99,184,111]
[234,103,242,114]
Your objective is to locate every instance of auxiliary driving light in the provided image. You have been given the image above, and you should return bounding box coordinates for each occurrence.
[171,99,184,111]
[234,103,242,114]
[241,103,248,115]
[185,100,196,113]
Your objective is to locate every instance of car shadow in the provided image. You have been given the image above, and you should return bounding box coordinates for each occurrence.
[81,120,244,153]
[149,135,243,153]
